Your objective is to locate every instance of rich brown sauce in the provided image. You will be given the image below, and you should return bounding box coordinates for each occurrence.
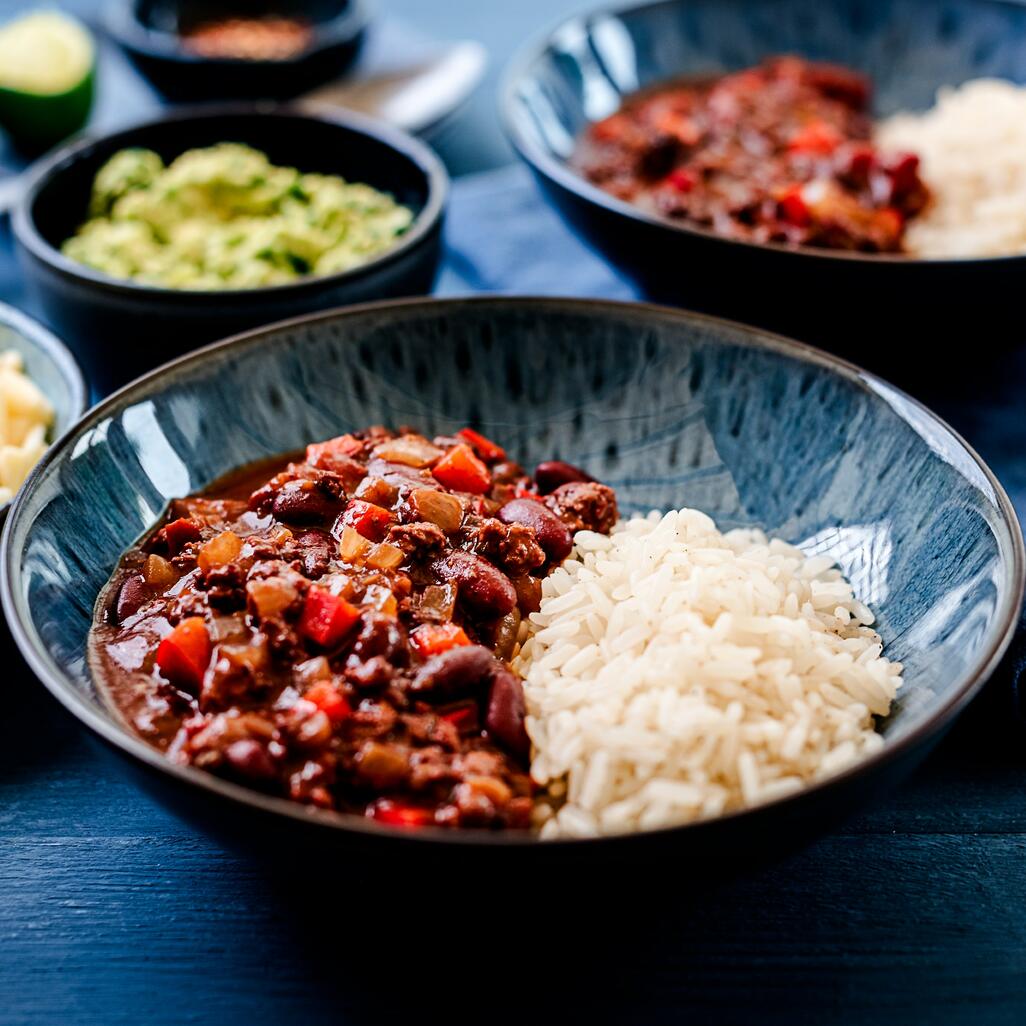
[88,427,618,830]
[573,56,930,252]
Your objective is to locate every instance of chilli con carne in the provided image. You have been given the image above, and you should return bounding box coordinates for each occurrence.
[574,57,930,252]
[89,427,617,831]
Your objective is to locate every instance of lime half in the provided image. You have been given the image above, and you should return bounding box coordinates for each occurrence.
[0,11,95,150]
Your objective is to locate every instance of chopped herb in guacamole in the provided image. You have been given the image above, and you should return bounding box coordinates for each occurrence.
[61,143,415,289]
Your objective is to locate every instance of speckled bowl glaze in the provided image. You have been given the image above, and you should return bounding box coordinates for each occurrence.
[0,303,87,525]
[2,298,1022,861]
[502,0,1026,355]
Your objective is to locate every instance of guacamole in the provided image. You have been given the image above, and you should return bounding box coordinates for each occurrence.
[61,143,415,289]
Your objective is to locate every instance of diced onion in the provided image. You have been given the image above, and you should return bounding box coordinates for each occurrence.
[144,553,176,587]
[419,583,457,622]
[246,576,299,618]
[366,542,404,570]
[355,476,399,507]
[198,530,242,572]
[294,656,331,685]
[371,434,443,468]
[339,526,371,563]
[363,584,397,617]
[411,488,463,532]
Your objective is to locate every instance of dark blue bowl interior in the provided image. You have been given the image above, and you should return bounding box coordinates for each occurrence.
[508,0,1026,164]
[2,299,1021,846]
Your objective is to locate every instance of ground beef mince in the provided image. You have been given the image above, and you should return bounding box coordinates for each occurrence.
[574,56,930,252]
[88,427,617,831]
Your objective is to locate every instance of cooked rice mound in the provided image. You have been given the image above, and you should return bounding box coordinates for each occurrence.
[514,509,902,839]
[878,79,1026,258]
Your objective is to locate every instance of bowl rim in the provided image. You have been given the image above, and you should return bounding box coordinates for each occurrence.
[0,301,88,519]
[499,0,1026,269]
[11,102,448,302]
[103,0,373,65]
[2,294,1023,848]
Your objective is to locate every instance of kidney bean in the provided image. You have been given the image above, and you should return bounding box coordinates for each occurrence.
[224,739,277,781]
[485,666,530,761]
[429,550,516,618]
[498,498,573,562]
[271,480,344,525]
[410,644,498,700]
[534,460,595,495]
[114,574,150,624]
[348,612,408,668]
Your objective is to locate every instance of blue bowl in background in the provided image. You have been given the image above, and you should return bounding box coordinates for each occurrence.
[0,303,87,524]
[502,0,1026,358]
[1,297,1021,861]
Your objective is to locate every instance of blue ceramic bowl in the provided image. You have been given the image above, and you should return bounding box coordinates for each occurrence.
[0,303,87,524]
[1,297,1021,859]
[501,0,1026,355]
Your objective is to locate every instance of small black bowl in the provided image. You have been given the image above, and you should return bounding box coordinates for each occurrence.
[501,0,1026,361]
[12,105,447,394]
[104,0,371,102]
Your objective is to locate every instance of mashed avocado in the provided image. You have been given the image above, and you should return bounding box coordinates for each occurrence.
[61,143,415,289]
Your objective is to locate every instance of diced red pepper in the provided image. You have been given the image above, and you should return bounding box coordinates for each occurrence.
[155,617,211,692]
[665,168,697,193]
[432,444,491,494]
[410,622,471,659]
[298,587,360,648]
[306,433,363,470]
[304,680,352,726]
[160,517,201,555]
[778,184,811,227]
[369,800,435,828]
[456,428,506,463]
[339,499,396,542]
[788,120,843,155]
[440,704,479,734]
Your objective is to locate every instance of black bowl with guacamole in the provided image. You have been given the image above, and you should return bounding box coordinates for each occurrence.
[13,105,447,394]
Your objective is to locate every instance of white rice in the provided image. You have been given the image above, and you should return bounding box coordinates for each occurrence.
[878,79,1026,258]
[513,508,902,839]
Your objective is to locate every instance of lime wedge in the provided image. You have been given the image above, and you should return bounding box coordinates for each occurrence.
[0,11,95,150]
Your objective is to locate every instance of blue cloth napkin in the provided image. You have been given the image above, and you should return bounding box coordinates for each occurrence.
[436,165,638,299]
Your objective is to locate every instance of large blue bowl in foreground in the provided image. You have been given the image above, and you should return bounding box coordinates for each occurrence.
[1,297,1022,859]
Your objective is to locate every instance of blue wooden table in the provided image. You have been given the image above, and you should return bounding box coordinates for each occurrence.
[4,3,1026,1024]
